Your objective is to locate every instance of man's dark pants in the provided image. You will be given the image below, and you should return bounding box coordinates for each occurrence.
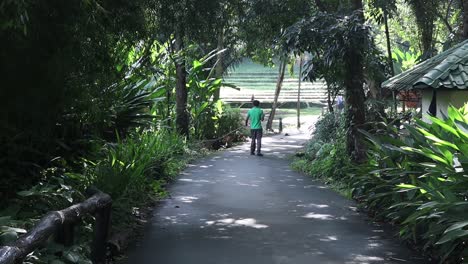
[250,129,262,154]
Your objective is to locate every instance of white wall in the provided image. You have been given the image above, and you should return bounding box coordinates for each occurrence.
[422,89,468,121]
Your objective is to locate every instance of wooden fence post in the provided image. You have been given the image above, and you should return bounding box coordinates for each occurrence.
[0,190,112,264]
[91,203,111,264]
[279,117,283,133]
[55,222,75,247]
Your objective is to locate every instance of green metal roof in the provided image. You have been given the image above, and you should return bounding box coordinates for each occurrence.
[382,39,468,91]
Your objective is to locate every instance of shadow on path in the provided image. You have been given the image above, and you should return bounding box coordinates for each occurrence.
[126,131,427,264]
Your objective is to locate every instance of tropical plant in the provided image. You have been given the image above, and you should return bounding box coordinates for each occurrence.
[282,6,375,161]
[187,50,225,139]
[352,103,468,262]
[292,112,351,188]
[392,47,421,74]
[92,129,185,200]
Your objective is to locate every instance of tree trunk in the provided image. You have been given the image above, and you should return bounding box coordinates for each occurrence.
[175,32,189,137]
[383,9,397,113]
[297,56,303,129]
[345,0,367,163]
[213,29,225,101]
[327,86,334,113]
[323,76,334,113]
[266,59,287,131]
[420,24,434,57]
[463,0,468,39]
[384,9,394,76]
[410,0,436,57]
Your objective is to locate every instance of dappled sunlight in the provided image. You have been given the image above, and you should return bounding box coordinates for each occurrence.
[302,211,350,221]
[236,181,259,187]
[163,215,181,224]
[212,213,231,217]
[159,213,192,226]
[345,254,385,263]
[367,242,383,249]
[302,213,334,220]
[202,217,269,229]
[174,195,199,203]
[303,184,329,189]
[297,203,330,209]
[319,235,338,242]
[179,178,214,184]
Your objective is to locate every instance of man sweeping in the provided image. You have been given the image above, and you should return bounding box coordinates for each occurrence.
[245,100,264,156]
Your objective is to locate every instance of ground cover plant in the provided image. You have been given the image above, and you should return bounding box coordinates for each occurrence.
[291,112,352,195]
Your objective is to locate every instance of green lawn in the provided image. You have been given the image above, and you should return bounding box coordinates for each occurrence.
[278,107,322,117]
[239,106,322,117]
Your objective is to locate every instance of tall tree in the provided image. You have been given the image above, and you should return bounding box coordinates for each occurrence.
[212,0,247,101]
[266,58,287,130]
[407,0,438,57]
[173,32,190,136]
[283,0,374,162]
[153,0,222,137]
[464,0,468,38]
[0,0,154,194]
[345,0,367,162]
[240,0,315,131]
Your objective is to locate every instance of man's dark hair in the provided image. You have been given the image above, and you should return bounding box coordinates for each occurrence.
[253,100,260,107]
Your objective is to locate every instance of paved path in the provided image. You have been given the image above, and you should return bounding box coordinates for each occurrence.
[126,132,426,264]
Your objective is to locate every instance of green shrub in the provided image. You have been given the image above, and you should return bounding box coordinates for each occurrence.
[0,128,191,262]
[92,129,185,200]
[216,104,244,138]
[292,112,351,192]
[312,112,345,143]
[352,104,468,263]
[295,137,351,178]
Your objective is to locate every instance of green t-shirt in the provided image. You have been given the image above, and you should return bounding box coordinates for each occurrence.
[248,107,263,129]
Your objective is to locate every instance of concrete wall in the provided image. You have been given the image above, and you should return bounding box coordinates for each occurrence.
[422,89,468,121]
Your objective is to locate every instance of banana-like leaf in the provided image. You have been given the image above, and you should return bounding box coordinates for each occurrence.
[436,229,468,245]
[444,220,468,234]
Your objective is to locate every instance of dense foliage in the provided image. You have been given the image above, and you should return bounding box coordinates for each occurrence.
[352,104,468,262]
[294,105,468,263]
[0,1,246,262]
[1,0,468,262]
[292,112,351,190]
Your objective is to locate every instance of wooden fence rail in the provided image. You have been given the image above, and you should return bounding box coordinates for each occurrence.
[0,188,112,264]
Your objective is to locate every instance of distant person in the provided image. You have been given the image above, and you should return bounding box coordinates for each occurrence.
[336,95,344,114]
[245,100,264,156]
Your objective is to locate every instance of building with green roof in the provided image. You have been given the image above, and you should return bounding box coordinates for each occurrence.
[382,39,468,120]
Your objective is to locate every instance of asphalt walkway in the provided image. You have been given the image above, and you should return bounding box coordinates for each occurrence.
[126,132,426,264]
